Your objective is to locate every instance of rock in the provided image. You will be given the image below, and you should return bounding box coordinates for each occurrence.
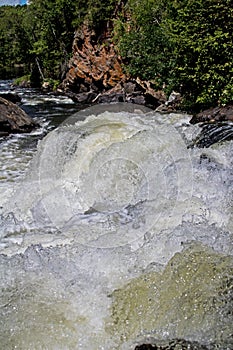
[126,93,146,105]
[60,22,174,109]
[60,22,185,109]
[61,24,126,94]
[42,81,52,91]
[110,246,232,348]
[190,104,233,124]
[136,78,167,108]
[0,92,21,104]
[135,339,208,350]
[66,91,97,104]
[188,104,233,147]
[166,91,182,105]
[156,91,182,112]
[0,97,39,135]
[96,93,125,104]
[0,131,9,137]
[123,81,137,94]
[89,79,164,107]
[189,122,233,148]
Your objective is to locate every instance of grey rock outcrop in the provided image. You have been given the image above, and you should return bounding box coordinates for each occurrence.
[0,97,39,135]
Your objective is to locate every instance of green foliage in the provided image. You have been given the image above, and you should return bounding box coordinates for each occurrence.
[0,0,232,110]
[114,0,171,86]
[25,0,78,80]
[85,0,117,31]
[115,0,233,110]
[43,78,60,90]
[166,0,233,109]
[0,0,118,82]
[0,6,30,71]
[13,75,30,86]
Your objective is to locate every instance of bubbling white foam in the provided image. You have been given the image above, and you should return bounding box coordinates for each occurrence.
[0,104,232,349]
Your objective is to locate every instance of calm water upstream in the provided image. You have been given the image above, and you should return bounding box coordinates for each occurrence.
[0,81,232,349]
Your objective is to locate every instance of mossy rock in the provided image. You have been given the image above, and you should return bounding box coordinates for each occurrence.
[108,244,233,348]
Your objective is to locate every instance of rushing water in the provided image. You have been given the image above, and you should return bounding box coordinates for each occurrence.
[0,81,232,349]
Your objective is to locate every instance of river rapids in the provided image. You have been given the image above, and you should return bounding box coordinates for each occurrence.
[0,102,232,349]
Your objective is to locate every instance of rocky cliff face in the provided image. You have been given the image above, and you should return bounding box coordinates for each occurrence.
[60,23,233,122]
[61,24,125,95]
[60,23,168,107]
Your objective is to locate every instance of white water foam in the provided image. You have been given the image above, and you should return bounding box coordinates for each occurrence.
[0,104,232,349]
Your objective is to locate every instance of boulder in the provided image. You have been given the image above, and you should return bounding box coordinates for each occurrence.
[190,104,233,124]
[0,92,21,104]
[188,104,233,148]
[0,97,39,135]
[76,79,166,108]
[135,78,167,108]
[66,91,97,104]
[156,91,182,112]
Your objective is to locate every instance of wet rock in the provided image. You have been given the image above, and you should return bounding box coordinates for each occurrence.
[41,81,52,91]
[0,92,21,104]
[188,104,233,148]
[190,104,233,124]
[135,338,208,349]
[189,122,233,148]
[0,97,39,135]
[156,91,182,112]
[66,91,97,104]
[90,79,165,107]
[109,245,232,348]
[127,94,146,105]
[96,93,125,104]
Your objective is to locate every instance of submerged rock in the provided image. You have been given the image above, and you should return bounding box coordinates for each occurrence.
[190,122,233,148]
[135,338,208,349]
[0,97,38,135]
[109,244,233,349]
[188,104,233,148]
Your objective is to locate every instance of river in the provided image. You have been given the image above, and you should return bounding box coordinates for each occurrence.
[0,81,232,349]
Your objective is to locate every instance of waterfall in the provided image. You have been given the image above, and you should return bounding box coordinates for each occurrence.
[0,103,232,349]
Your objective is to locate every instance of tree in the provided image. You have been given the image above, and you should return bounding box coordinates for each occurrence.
[0,5,30,77]
[115,0,233,110]
[165,0,233,109]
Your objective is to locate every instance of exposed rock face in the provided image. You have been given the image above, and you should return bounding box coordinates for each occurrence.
[61,25,126,95]
[61,24,168,108]
[0,97,38,135]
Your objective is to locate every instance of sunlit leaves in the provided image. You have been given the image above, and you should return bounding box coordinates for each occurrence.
[115,0,233,110]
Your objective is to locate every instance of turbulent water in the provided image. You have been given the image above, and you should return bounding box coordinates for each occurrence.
[0,88,232,349]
